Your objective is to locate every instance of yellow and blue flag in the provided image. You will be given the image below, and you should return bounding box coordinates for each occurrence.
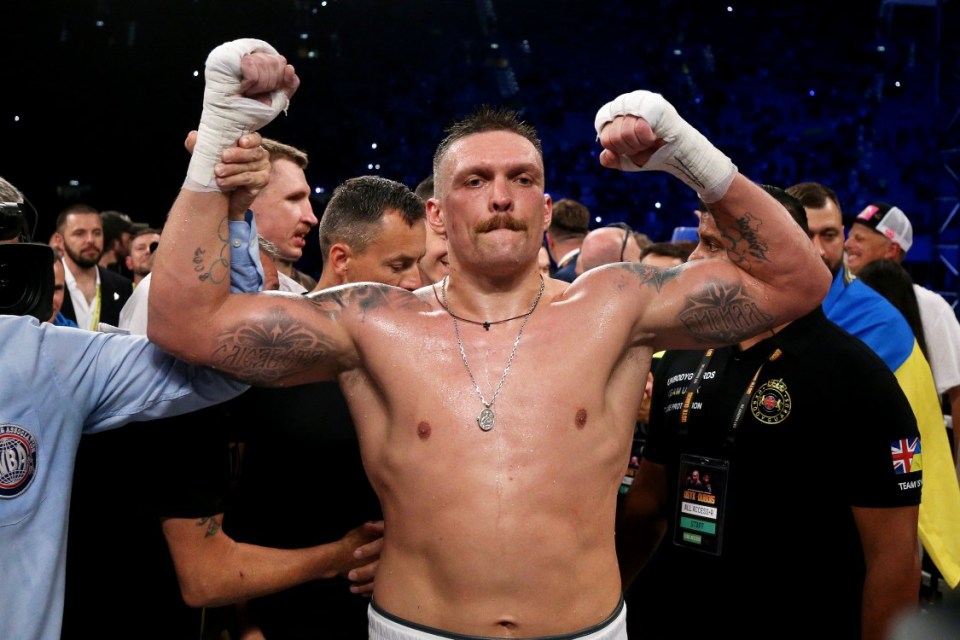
[824,271,960,588]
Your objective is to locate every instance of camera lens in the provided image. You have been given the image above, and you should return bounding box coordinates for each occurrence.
[0,244,54,320]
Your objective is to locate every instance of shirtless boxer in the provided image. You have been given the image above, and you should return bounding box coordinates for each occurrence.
[149,39,831,638]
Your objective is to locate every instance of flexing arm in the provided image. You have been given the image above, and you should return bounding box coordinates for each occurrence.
[162,514,384,608]
[595,92,831,350]
[853,505,921,640]
[147,40,370,385]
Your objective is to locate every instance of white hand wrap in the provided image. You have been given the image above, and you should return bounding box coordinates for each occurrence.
[594,91,737,203]
[185,38,291,192]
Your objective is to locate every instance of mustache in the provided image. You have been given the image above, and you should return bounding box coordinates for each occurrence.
[475,214,528,233]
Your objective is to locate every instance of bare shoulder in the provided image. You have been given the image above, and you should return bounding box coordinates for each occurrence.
[556,262,684,303]
[208,284,431,386]
[306,281,433,317]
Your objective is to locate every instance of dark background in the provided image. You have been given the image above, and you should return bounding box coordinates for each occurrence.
[3,0,958,298]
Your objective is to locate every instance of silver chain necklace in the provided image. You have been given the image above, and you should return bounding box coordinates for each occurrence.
[439,274,545,431]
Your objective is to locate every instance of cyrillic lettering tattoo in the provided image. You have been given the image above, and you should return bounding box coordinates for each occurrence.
[679,282,772,343]
[212,306,335,384]
[193,217,230,285]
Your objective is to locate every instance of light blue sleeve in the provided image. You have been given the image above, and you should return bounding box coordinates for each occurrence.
[34,320,247,434]
[230,210,266,294]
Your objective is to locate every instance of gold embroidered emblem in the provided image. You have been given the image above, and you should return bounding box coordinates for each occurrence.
[750,378,791,424]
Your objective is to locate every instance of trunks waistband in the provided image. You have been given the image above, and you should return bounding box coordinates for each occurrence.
[368,596,626,640]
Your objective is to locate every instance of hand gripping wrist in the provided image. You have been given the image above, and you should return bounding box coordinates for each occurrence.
[594,91,737,203]
[185,38,291,192]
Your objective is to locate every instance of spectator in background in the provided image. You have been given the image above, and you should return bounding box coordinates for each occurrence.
[788,182,960,591]
[857,259,930,360]
[572,222,644,278]
[845,201,960,465]
[255,138,319,291]
[99,209,135,279]
[124,226,161,286]
[415,174,450,285]
[53,203,133,330]
[48,248,77,327]
[545,197,590,280]
[639,241,691,269]
[538,245,552,276]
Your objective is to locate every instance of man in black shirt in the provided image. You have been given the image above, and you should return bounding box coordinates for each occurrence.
[617,187,923,639]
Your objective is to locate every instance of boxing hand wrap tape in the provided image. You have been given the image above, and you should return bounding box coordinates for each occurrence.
[185,38,291,192]
[594,91,736,203]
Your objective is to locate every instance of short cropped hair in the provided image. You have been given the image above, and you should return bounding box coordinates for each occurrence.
[760,184,809,235]
[132,226,161,241]
[414,175,434,201]
[101,210,134,246]
[548,198,591,238]
[0,176,24,203]
[56,203,100,233]
[432,106,543,191]
[640,241,692,263]
[319,175,425,261]
[785,181,841,213]
[261,138,309,170]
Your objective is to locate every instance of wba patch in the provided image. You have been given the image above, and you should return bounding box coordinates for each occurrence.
[0,424,38,499]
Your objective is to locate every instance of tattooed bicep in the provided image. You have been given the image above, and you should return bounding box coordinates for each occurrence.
[719,211,770,270]
[678,281,772,344]
[211,306,340,384]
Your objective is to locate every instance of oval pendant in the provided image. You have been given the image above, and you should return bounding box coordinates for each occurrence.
[478,407,495,431]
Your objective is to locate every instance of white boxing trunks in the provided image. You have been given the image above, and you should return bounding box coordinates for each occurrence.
[368,597,627,640]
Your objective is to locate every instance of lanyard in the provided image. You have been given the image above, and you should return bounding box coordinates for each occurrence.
[88,283,102,331]
[678,346,783,443]
[726,348,781,444]
[679,349,714,431]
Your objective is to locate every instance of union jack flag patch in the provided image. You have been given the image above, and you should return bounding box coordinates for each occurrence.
[891,437,922,475]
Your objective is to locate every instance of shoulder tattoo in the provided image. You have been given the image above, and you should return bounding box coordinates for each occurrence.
[679,282,772,343]
[307,282,428,317]
[625,262,682,292]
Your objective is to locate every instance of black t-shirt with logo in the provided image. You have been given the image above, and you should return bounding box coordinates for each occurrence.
[631,307,922,638]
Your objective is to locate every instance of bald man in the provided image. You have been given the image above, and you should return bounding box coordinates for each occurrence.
[574,224,643,276]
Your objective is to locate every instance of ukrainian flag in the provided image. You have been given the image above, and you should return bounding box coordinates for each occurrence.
[824,271,960,588]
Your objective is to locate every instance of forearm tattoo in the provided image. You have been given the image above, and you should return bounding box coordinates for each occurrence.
[212,306,336,384]
[719,211,769,270]
[192,217,230,285]
[625,263,681,292]
[198,515,221,538]
[679,282,773,343]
